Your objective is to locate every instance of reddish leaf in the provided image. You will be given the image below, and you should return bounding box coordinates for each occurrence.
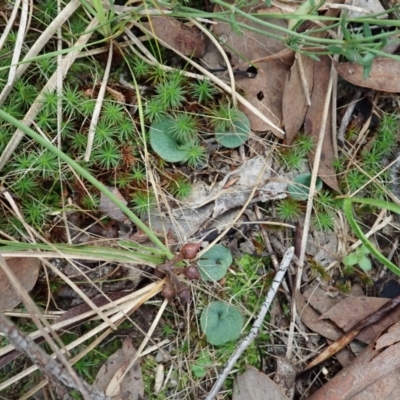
[143,17,207,58]
[0,258,41,311]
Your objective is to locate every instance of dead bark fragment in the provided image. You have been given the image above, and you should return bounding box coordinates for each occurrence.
[308,322,400,400]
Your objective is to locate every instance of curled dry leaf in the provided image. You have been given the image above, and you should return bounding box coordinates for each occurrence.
[0,257,41,311]
[154,363,164,394]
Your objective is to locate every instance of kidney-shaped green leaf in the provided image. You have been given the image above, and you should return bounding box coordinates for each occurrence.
[197,244,233,282]
[287,173,323,201]
[215,110,250,148]
[200,301,243,345]
[149,116,189,162]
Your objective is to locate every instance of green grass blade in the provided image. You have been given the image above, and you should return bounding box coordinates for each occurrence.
[343,197,400,276]
[0,109,172,258]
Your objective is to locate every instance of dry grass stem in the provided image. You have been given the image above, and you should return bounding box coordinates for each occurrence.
[85,41,113,161]
[6,0,28,88]
[108,299,169,396]
[135,23,285,137]
[0,0,81,106]
[0,18,98,171]
[287,64,335,359]
[190,18,237,108]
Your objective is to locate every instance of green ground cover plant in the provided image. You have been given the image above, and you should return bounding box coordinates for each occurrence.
[1,0,400,397]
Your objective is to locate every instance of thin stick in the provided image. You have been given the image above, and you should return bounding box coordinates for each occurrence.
[205,247,294,400]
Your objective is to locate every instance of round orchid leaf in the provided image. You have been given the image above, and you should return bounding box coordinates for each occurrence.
[343,253,358,267]
[358,256,372,271]
[288,173,323,201]
[149,116,189,162]
[200,301,243,346]
[197,244,233,282]
[215,110,250,148]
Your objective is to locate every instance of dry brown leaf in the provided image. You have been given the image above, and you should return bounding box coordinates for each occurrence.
[296,292,356,368]
[303,295,400,373]
[0,257,41,311]
[212,4,290,136]
[320,297,389,332]
[233,365,289,400]
[305,56,340,192]
[308,322,400,400]
[319,295,400,344]
[321,297,393,343]
[283,2,344,144]
[303,285,344,314]
[296,291,343,341]
[93,337,144,400]
[357,303,400,344]
[282,54,314,144]
[351,323,400,399]
[99,187,128,222]
[273,357,296,399]
[335,59,400,93]
[351,370,400,400]
[143,16,207,57]
[303,283,363,314]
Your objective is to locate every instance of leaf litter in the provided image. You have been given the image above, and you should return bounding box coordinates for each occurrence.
[2,0,400,398]
[93,337,144,400]
[0,257,41,311]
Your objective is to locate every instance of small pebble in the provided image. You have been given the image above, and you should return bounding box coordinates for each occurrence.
[155,349,170,363]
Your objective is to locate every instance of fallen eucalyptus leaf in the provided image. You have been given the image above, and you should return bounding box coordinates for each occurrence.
[0,257,41,311]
